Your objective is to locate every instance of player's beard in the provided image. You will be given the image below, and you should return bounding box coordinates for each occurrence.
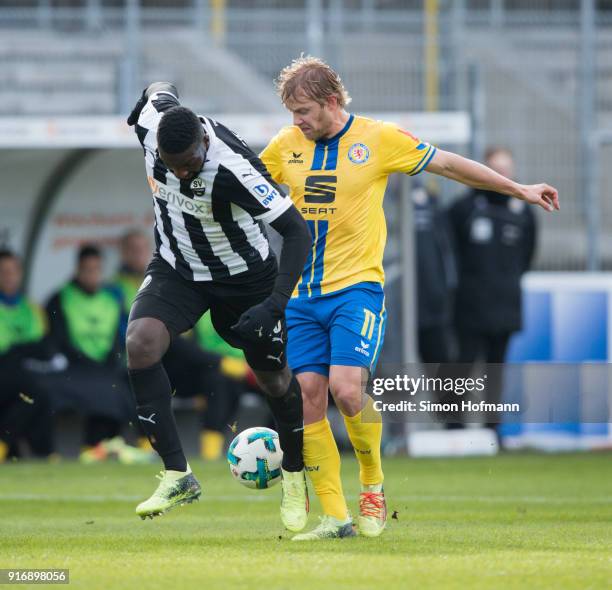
[305,121,330,142]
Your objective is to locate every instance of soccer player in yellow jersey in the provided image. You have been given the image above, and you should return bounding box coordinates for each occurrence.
[260,56,559,541]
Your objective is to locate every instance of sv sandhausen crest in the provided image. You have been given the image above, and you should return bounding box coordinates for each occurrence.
[190,177,206,196]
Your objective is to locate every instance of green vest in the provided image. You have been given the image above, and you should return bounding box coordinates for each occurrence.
[194,312,244,359]
[0,296,46,354]
[60,283,121,363]
[112,272,141,313]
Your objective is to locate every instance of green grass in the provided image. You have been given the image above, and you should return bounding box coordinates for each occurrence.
[1,453,611,590]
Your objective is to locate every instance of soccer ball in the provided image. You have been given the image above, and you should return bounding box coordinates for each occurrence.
[227,427,283,489]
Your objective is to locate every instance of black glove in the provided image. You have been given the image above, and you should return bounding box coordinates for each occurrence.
[126,82,179,126]
[231,294,287,350]
[127,88,148,126]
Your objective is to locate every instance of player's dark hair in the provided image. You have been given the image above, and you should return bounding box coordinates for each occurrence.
[157,106,204,154]
[0,248,17,262]
[78,243,102,262]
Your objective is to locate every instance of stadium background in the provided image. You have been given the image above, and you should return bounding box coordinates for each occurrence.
[1,3,611,590]
[0,0,611,453]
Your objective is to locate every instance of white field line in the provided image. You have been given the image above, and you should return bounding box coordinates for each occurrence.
[0,494,610,504]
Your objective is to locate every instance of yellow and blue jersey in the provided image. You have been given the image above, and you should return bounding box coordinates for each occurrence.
[261,114,436,299]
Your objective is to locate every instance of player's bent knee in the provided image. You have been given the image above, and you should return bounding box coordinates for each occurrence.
[126,318,170,369]
[300,384,328,405]
[296,372,328,398]
[253,366,292,397]
[329,380,362,416]
[297,372,329,424]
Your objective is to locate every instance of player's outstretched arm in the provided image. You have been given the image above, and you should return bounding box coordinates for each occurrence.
[425,149,560,213]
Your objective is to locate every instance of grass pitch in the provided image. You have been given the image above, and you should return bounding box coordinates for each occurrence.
[1,453,610,590]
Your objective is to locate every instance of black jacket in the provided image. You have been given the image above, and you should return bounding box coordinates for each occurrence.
[413,186,457,329]
[448,189,536,333]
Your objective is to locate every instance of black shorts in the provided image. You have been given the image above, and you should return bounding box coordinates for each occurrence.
[129,255,285,371]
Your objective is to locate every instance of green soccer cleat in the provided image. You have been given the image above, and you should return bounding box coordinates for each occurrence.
[280,468,309,532]
[136,467,201,519]
[291,514,356,541]
[358,485,387,538]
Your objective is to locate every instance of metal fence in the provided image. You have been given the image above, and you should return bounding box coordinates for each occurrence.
[1,1,612,29]
[0,0,610,270]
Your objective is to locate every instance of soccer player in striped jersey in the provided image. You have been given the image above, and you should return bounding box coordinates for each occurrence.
[261,56,559,540]
[125,83,311,529]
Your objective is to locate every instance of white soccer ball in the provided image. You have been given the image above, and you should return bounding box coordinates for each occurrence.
[227,427,283,489]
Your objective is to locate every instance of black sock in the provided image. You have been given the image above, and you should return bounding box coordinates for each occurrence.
[265,376,304,472]
[128,362,187,472]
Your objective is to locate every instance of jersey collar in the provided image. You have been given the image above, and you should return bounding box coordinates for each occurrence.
[315,114,354,146]
[0,292,22,306]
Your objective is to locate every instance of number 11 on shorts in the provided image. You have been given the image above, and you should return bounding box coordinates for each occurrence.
[361,308,376,340]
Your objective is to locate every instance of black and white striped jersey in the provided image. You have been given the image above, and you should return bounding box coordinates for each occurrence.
[134,91,292,282]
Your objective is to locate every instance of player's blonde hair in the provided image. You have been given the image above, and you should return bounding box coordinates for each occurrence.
[276,55,352,108]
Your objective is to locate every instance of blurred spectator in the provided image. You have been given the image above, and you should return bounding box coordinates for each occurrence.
[108,229,154,451]
[448,147,537,432]
[413,183,457,366]
[45,244,136,459]
[0,249,56,461]
[110,229,153,339]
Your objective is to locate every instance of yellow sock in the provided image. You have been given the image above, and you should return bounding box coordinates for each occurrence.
[200,430,225,461]
[342,397,384,486]
[0,440,8,463]
[303,419,348,520]
[137,436,153,452]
